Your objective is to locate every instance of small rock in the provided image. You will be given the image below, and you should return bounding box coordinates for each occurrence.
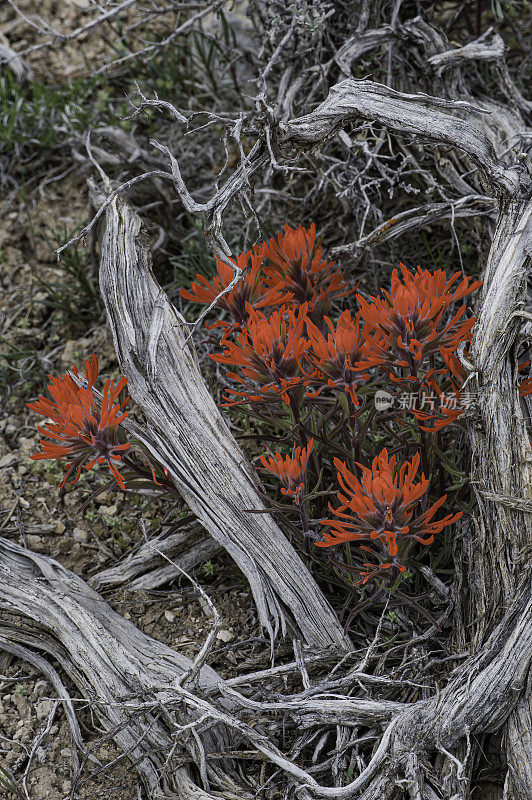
[18,496,30,508]
[123,612,131,620]
[100,504,117,517]
[0,453,17,468]
[55,520,66,534]
[96,492,111,505]
[60,748,71,758]
[73,527,89,542]
[164,610,175,623]
[56,539,71,555]
[19,439,36,455]
[216,629,234,643]
[199,596,215,619]
[33,681,48,698]
[35,699,54,721]
[26,535,44,552]
[35,746,47,764]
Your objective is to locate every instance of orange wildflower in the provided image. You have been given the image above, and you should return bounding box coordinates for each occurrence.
[179,248,290,337]
[260,439,314,504]
[317,449,462,583]
[261,224,352,315]
[357,264,481,378]
[305,310,376,404]
[27,354,130,490]
[211,303,311,405]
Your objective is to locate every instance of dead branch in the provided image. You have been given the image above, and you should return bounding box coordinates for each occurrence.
[94,184,351,651]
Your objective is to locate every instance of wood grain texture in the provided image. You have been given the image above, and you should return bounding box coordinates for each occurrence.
[95,188,350,651]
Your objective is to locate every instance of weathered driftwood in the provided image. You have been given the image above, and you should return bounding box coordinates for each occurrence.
[0,537,241,800]
[91,522,220,591]
[94,186,351,651]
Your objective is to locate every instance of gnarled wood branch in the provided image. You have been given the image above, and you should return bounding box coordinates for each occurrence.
[94,185,351,652]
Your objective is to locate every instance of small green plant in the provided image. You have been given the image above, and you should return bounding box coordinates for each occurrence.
[202,559,215,577]
[0,73,107,149]
[38,224,102,333]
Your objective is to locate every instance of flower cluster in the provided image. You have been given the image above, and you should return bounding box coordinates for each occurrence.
[180,248,291,339]
[29,223,484,625]
[305,310,374,405]
[260,223,352,315]
[211,303,311,405]
[177,226,479,597]
[357,264,481,430]
[180,224,352,332]
[317,449,462,583]
[27,355,130,489]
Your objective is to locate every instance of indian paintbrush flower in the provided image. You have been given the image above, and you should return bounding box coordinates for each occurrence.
[211,303,311,405]
[260,439,314,504]
[179,248,290,339]
[357,264,481,380]
[305,310,375,404]
[261,223,352,316]
[317,448,462,583]
[27,354,130,490]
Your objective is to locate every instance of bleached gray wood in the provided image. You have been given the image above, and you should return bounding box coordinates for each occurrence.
[95,189,351,651]
[0,536,241,800]
[91,523,220,591]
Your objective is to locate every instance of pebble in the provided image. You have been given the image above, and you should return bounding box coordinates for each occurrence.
[26,534,45,552]
[35,699,54,721]
[199,596,215,618]
[73,527,89,542]
[96,493,112,505]
[0,453,17,468]
[33,681,48,698]
[164,611,175,623]
[55,520,66,534]
[19,439,36,455]
[35,746,47,764]
[216,629,234,643]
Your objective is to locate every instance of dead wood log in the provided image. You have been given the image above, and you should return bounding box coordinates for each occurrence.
[93,186,351,652]
[0,536,243,799]
[91,522,221,591]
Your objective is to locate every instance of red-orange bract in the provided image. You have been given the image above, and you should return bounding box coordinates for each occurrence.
[261,223,352,315]
[358,264,481,377]
[317,448,462,583]
[305,310,376,404]
[260,439,314,504]
[27,354,130,490]
[179,248,290,338]
[211,303,311,405]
